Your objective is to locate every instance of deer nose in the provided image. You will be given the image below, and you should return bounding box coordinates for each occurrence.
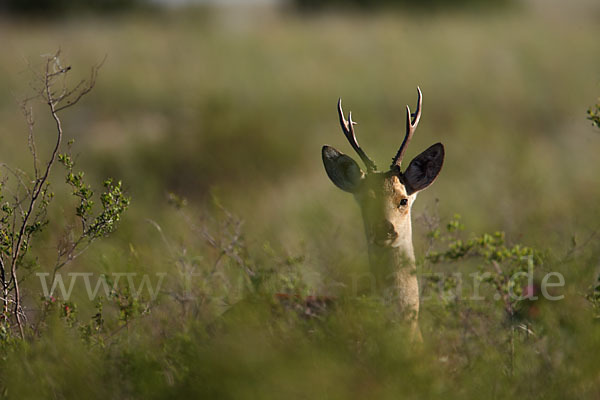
[375,220,397,241]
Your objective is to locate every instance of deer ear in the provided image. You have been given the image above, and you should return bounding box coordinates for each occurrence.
[322,145,364,193]
[403,143,444,195]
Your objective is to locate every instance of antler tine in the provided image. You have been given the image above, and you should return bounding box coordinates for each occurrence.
[337,98,377,172]
[391,87,422,170]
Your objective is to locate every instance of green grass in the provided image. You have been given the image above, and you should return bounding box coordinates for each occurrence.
[1,2,600,398]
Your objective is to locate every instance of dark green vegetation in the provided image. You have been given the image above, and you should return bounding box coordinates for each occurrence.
[1,0,142,16]
[589,100,600,129]
[1,1,600,398]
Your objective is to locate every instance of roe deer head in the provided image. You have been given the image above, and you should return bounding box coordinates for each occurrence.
[322,88,444,339]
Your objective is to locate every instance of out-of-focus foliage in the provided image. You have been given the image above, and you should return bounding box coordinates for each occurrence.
[589,99,600,129]
[2,206,600,399]
[292,0,514,11]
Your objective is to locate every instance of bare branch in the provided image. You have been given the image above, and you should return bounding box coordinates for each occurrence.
[0,164,32,199]
[20,103,40,180]
[54,56,105,113]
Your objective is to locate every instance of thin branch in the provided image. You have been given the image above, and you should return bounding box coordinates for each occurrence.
[561,229,599,263]
[54,236,90,273]
[47,65,71,79]
[0,164,32,199]
[21,102,39,180]
[54,56,105,113]
[56,79,85,103]
[0,257,7,316]
[146,219,176,258]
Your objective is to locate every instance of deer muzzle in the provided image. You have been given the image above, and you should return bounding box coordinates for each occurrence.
[373,220,398,246]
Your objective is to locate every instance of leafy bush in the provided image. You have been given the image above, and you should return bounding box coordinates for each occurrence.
[0,51,129,341]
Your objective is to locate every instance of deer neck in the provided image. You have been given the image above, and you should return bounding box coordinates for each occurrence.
[362,214,420,322]
[364,219,416,285]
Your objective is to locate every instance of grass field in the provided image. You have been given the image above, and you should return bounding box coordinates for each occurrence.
[1,1,600,398]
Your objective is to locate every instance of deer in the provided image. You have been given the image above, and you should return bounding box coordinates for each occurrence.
[321,88,444,340]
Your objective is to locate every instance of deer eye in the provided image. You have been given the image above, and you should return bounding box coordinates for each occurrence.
[399,198,408,207]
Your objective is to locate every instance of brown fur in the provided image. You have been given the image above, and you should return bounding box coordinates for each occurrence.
[322,96,444,342]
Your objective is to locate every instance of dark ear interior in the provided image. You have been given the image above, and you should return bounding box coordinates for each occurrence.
[322,145,364,193]
[403,143,445,195]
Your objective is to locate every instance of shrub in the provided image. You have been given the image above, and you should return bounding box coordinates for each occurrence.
[0,51,129,341]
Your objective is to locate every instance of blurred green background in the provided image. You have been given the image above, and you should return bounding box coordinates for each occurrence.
[1,0,600,398]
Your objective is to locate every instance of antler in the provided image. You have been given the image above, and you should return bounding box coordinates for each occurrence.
[391,87,422,171]
[337,98,377,172]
